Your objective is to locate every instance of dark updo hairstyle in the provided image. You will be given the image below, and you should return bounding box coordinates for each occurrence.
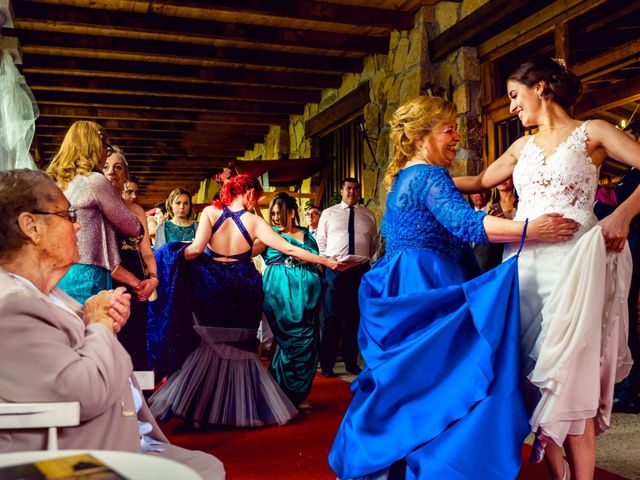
[0,169,60,260]
[268,192,300,228]
[212,174,264,209]
[508,57,582,110]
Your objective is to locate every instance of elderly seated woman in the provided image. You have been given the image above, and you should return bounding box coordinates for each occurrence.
[0,169,224,480]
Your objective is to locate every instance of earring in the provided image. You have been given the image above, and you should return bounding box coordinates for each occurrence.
[34,237,41,246]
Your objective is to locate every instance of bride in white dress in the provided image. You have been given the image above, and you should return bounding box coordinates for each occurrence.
[456,57,640,480]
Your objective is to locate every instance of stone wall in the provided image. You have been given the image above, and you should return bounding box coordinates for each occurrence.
[238,1,489,217]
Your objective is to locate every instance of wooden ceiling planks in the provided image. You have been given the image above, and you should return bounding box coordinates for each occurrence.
[6,0,421,206]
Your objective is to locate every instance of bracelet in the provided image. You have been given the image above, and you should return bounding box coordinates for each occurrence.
[146,272,158,279]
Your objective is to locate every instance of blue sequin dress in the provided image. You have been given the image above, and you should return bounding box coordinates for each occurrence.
[147,206,297,427]
[329,165,529,480]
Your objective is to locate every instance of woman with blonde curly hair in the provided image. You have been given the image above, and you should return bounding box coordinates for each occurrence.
[329,95,579,480]
[46,120,140,304]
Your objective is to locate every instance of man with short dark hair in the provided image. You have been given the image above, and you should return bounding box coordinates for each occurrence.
[123,174,140,203]
[316,178,377,376]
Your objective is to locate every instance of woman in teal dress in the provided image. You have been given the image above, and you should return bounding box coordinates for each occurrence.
[256,192,323,410]
[154,187,198,247]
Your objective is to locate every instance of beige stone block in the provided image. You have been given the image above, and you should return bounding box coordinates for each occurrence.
[371,71,386,103]
[362,168,377,198]
[435,2,459,34]
[392,38,410,74]
[458,47,480,81]
[294,124,306,151]
[461,0,489,19]
[449,156,467,177]
[362,55,376,80]
[278,127,290,155]
[406,25,428,68]
[300,140,311,158]
[453,84,471,114]
[437,61,459,91]
[319,90,338,111]
[364,103,381,135]
[375,131,390,167]
[399,67,426,105]
[340,73,360,97]
[384,105,397,124]
[383,76,395,95]
[387,76,400,104]
[389,30,400,50]
[415,5,436,25]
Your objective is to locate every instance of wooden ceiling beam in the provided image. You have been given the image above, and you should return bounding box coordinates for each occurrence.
[22,55,341,90]
[40,138,263,152]
[40,143,249,155]
[31,91,304,115]
[26,72,320,104]
[575,76,640,117]
[37,119,269,136]
[145,0,415,30]
[13,2,389,54]
[9,29,363,73]
[429,0,556,62]
[37,104,291,126]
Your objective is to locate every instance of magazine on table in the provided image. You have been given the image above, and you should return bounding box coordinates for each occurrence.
[0,453,127,480]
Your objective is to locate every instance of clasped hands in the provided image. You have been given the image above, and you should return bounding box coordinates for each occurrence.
[83,287,131,334]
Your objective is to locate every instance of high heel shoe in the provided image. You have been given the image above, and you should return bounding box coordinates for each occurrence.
[562,459,570,480]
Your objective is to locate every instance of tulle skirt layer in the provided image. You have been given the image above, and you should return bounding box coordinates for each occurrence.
[149,325,297,427]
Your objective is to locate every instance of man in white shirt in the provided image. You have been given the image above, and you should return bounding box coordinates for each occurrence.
[316,178,377,376]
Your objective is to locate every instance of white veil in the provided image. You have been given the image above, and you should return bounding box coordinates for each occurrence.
[0,49,38,170]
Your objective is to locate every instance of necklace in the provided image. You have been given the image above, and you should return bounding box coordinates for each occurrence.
[536,123,574,132]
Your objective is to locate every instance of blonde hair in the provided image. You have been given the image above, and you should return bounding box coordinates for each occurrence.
[166,186,193,219]
[385,96,457,191]
[45,120,107,190]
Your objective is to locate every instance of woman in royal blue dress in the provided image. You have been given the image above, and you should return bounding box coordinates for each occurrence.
[328,95,579,480]
[254,192,323,411]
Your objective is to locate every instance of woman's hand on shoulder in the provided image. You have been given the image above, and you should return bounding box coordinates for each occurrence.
[527,213,579,242]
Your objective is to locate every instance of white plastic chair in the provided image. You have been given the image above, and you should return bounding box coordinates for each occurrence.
[133,371,155,391]
[0,401,80,450]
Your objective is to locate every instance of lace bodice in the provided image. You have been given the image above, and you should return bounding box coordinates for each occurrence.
[513,122,599,229]
[382,165,487,261]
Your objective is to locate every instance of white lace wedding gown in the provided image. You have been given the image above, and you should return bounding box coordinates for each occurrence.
[504,121,633,455]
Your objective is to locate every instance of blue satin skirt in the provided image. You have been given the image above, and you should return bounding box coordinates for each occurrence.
[329,248,529,480]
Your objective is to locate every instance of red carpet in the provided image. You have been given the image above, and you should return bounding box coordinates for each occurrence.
[162,373,630,479]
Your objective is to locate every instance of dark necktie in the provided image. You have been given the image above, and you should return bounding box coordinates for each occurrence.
[348,206,355,255]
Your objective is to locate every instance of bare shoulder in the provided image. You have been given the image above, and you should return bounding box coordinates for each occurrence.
[129,202,147,223]
[585,118,615,140]
[202,205,219,220]
[502,135,530,163]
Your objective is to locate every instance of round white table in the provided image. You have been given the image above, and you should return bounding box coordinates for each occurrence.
[0,449,202,479]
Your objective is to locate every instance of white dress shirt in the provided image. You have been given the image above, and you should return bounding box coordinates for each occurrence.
[316,201,377,260]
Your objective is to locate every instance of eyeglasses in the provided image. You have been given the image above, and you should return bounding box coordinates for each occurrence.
[30,209,78,223]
